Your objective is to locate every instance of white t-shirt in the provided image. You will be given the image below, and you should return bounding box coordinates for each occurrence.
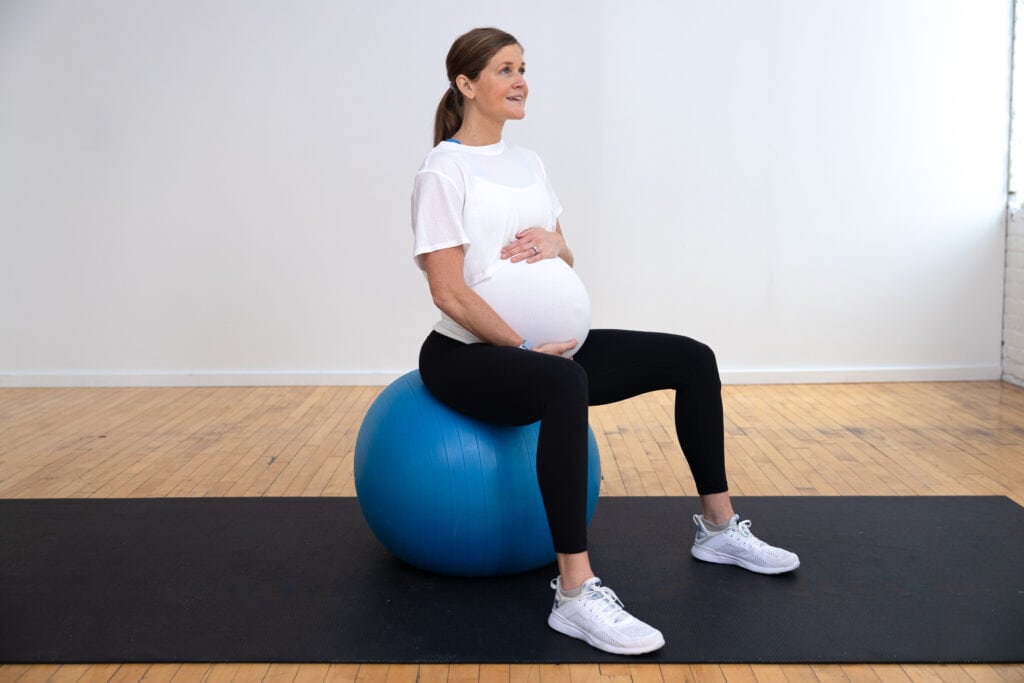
[412,140,591,353]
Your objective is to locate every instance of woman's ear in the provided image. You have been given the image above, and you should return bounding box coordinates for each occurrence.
[455,75,474,100]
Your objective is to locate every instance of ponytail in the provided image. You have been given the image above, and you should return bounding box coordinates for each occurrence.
[433,86,463,146]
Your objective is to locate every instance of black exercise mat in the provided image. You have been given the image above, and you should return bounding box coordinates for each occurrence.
[1,496,1022,664]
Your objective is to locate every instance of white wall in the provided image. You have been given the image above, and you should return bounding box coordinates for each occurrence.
[0,0,1011,386]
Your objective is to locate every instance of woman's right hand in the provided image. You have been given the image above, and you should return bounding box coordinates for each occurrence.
[534,340,578,357]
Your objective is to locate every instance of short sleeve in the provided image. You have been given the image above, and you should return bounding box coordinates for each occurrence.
[411,170,468,270]
[530,151,563,221]
[544,173,563,221]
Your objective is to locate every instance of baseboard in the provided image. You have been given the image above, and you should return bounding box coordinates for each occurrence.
[0,364,1005,388]
[1003,373,1024,388]
[720,364,1004,384]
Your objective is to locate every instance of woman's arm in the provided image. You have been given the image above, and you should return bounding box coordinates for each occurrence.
[556,222,574,267]
[422,246,576,355]
[423,246,522,346]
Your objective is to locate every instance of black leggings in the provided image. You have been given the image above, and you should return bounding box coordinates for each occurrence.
[418,329,728,554]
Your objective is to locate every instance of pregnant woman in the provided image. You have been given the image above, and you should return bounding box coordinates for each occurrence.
[412,27,800,656]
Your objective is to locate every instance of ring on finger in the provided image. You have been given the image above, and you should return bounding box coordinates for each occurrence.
[532,245,540,255]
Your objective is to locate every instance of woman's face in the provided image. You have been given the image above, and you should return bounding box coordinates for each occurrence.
[462,44,528,123]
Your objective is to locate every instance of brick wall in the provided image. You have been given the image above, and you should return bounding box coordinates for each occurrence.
[1005,1,1023,387]
[1006,208,1024,386]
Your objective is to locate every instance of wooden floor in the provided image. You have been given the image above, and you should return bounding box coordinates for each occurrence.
[1,380,1022,682]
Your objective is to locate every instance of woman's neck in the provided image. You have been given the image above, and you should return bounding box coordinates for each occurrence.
[452,117,504,146]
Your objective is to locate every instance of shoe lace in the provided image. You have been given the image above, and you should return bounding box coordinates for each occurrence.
[731,519,768,549]
[580,584,630,625]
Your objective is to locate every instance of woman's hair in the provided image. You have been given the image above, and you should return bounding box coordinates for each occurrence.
[434,27,520,145]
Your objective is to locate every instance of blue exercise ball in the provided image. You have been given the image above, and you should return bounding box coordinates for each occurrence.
[355,370,601,577]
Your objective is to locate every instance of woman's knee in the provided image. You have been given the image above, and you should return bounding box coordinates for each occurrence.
[545,357,589,402]
[681,337,722,392]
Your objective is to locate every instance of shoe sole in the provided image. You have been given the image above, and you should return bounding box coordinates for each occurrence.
[547,611,665,655]
[691,545,800,574]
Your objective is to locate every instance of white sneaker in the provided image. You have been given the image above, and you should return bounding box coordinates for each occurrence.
[547,577,665,655]
[691,514,800,574]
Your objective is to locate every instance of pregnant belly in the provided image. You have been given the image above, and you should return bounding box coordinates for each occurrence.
[473,258,591,356]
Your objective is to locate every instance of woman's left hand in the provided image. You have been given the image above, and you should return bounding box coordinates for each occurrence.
[501,227,564,264]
